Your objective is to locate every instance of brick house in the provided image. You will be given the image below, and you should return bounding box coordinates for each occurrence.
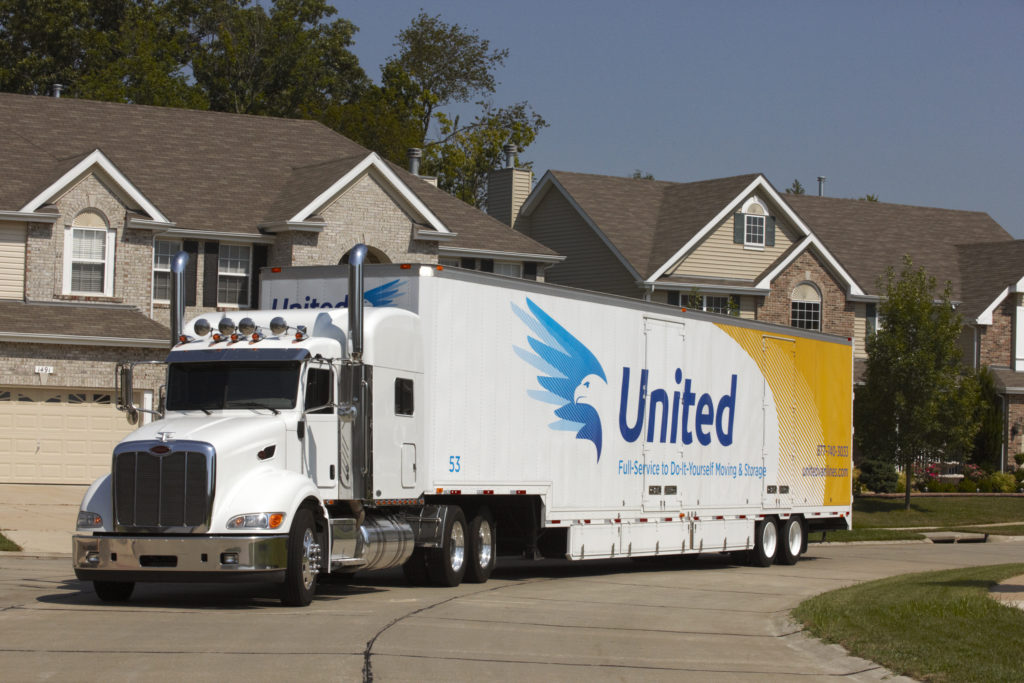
[0,93,561,485]
[495,169,1022,469]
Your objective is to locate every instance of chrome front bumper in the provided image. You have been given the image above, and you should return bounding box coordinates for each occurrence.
[73,534,288,583]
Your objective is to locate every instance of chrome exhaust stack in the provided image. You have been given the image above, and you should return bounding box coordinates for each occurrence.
[169,251,189,347]
[347,244,368,362]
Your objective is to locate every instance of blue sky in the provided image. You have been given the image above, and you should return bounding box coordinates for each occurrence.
[334,0,1023,236]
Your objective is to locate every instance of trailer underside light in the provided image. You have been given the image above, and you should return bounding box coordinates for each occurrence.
[551,520,560,525]
[664,517,672,522]
[481,490,494,495]
[583,519,591,524]
[639,518,648,523]
[714,516,724,520]
[514,489,527,495]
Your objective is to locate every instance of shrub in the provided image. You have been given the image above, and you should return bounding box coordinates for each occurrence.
[1015,453,1024,467]
[926,480,957,493]
[963,463,986,481]
[958,477,979,493]
[852,468,863,496]
[1015,468,1024,484]
[859,459,898,493]
[986,472,1016,493]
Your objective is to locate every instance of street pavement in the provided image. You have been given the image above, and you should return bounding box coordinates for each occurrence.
[2,485,1023,681]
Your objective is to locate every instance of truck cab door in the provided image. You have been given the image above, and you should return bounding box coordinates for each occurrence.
[303,362,339,495]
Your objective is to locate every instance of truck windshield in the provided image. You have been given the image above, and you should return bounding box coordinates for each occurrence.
[166,362,300,412]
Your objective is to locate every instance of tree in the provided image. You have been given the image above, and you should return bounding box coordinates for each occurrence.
[860,193,880,202]
[391,11,508,141]
[785,179,805,195]
[971,366,1003,472]
[855,256,981,509]
[631,170,655,180]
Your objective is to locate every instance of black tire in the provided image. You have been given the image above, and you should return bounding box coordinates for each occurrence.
[402,547,431,586]
[94,580,134,602]
[281,508,321,606]
[750,518,778,567]
[777,517,803,565]
[428,506,467,587]
[464,508,496,584]
[800,518,809,555]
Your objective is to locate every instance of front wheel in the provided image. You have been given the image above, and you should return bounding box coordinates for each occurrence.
[281,508,321,606]
[464,508,496,584]
[750,518,778,567]
[94,580,134,602]
[428,507,467,587]
[777,517,804,565]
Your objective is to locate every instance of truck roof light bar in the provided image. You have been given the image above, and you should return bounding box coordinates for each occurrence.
[218,318,236,336]
[269,317,288,336]
[193,318,211,337]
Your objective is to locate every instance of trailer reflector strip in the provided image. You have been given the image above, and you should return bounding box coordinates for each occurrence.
[664,517,672,522]
[639,518,648,523]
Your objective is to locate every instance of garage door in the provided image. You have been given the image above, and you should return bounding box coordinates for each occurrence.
[0,387,138,484]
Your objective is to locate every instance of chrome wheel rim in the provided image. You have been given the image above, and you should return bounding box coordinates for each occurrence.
[301,527,319,590]
[787,521,802,557]
[762,521,778,558]
[450,522,465,573]
[476,520,493,568]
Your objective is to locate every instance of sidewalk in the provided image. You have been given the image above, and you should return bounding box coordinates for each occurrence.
[0,483,87,555]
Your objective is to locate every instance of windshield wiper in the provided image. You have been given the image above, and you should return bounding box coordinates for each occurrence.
[227,401,280,415]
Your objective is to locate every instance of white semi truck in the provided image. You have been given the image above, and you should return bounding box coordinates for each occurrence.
[73,246,853,605]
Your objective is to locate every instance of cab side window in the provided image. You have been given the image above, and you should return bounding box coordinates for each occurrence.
[395,378,414,416]
[305,368,333,414]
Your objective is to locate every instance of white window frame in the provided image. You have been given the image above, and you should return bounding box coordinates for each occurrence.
[63,224,115,297]
[791,283,822,331]
[217,243,251,308]
[744,214,765,248]
[152,238,182,303]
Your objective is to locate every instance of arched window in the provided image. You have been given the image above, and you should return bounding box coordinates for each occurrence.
[64,209,114,296]
[791,282,821,331]
[340,246,390,264]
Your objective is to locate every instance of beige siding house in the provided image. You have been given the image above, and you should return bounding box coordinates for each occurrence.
[0,93,562,485]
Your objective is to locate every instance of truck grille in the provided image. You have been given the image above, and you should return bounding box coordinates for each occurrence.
[113,448,213,530]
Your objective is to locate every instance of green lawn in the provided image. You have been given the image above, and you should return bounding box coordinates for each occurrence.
[852,495,1024,529]
[793,564,1024,682]
[0,532,21,552]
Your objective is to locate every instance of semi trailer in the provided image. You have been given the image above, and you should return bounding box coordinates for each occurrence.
[73,246,852,605]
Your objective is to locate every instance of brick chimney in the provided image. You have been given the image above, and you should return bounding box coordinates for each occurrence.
[487,143,532,228]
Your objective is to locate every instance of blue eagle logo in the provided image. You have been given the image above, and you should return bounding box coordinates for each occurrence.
[363,279,403,307]
[512,298,607,460]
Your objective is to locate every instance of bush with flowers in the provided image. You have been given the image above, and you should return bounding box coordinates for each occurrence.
[962,463,986,482]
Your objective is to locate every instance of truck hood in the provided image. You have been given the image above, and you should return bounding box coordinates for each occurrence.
[122,413,288,477]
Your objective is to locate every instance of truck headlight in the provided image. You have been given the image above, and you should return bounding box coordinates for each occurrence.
[227,512,285,530]
[77,511,103,529]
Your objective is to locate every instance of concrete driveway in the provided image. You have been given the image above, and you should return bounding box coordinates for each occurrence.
[2,541,1022,681]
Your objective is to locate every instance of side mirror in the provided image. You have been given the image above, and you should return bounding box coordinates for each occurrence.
[297,420,305,441]
[116,362,136,423]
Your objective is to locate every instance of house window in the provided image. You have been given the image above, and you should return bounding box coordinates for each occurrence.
[64,209,114,296]
[152,238,181,302]
[218,244,251,307]
[865,303,877,336]
[791,283,821,331]
[745,215,765,247]
[493,262,523,278]
[438,257,460,268]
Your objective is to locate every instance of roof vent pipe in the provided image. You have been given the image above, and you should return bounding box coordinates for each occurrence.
[169,251,189,347]
[407,148,421,176]
[817,176,827,197]
[348,244,368,361]
[52,84,63,98]
[503,143,518,169]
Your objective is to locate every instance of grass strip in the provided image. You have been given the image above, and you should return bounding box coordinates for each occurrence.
[853,496,1024,528]
[946,524,1024,536]
[809,529,926,543]
[0,532,22,552]
[793,563,1024,682]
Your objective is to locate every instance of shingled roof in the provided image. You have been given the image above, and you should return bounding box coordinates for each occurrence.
[0,300,168,344]
[784,194,1013,302]
[539,171,761,279]
[0,92,556,258]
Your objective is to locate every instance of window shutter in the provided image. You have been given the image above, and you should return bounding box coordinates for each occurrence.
[523,262,537,281]
[480,259,494,273]
[203,241,219,307]
[250,244,268,309]
[460,257,476,270]
[766,217,776,247]
[184,241,199,306]
[733,213,744,243]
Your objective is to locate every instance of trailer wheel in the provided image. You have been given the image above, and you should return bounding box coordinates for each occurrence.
[281,508,321,606]
[402,547,431,586]
[94,581,134,602]
[464,508,496,584]
[428,506,467,587]
[777,517,803,565]
[750,518,778,567]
